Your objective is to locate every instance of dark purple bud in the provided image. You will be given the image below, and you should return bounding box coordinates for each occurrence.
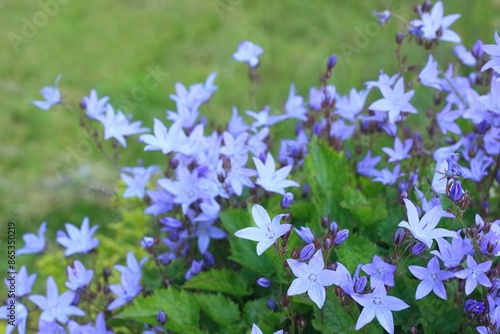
[159,217,183,230]
[204,252,215,267]
[103,268,111,282]
[299,244,315,261]
[267,298,278,311]
[302,183,310,199]
[449,182,464,202]
[157,310,167,325]
[354,276,367,293]
[330,221,338,234]
[281,192,294,209]
[411,242,427,256]
[327,54,338,70]
[334,229,349,245]
[257,277,272,288]
[464,299,485,313]
[80,98,87,109]
[141,236,155,249]
[393,228,406,246]
[472,40,483,59]
[396,32,404,44]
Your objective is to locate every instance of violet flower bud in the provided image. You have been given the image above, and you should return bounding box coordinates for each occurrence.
[204,252,215,267]
[449,181,464,202]
[299,244,315,261]
[267,298,278,311]
[393,228,406,246]
[396,32,404,44]
[80,98,87,109]
[257,277,272,288]
[411,242,427,256]
[330,221,338,234]
[141,236,155,249]
[334,229,349,245]
[464,299,485,313]
[354,276,367,293]
[327,54,338,70]
[301,183,310,199]
[157,310,167,325]
[281,192,294,209]
[472,40,483,59]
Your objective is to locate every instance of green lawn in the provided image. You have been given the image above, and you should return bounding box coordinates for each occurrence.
[1,0,499,237]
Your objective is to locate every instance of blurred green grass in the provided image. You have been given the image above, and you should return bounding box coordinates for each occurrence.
[0,0,499,237]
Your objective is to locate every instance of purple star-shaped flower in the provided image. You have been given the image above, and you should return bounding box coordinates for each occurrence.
[17,221,47,255]
[82,89,109,121]
[357,151,382,178]
[56,217,99,257]
[4,266,35,298]
[352,283,409,334]
[372,164,404,185]
[101,104,148,147]
[362,255,397,288]
[32,74,62,110]
[382,137,413,163]
[430,234,473,268]
[29,276,85,324]
[65,260,94,291]
[139,119,186,154]
[455,255,492,295]
[285,83,308,121]
[286,249,339,308]
[408,257,454,300]
[410,1,461,43]
[121,165,160,199]
[253,153,299,195]
[369,77,418,124]
[419,54,442,90]
[481,31,500,72]
[233,41,264,67]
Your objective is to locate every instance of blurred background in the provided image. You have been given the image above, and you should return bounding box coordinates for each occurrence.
[0,0,499,237]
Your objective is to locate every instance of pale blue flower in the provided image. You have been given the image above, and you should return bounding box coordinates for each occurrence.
[365,70,398,90]
[121,165,160,199]
[246,107,287,129]
[410,1,461,43]
[463,153,494,182]
[481,31,500,72]
[114,252,148,282]
[454,45,476,66]
[352,283,409,334]
[455,255,492,295]
[287,249,339,309]
[82,89,108,121]
[233,41,263,67]
[357,151,381,178]
[144,187,174,217]
[295,226,314,244]
[253,153,299,195]
[362,255,397,288]
[234,204,291,256]
[369,77,417,124]
[335,88,369,122]
[3,266,35,298]
[398,199,457,248]
[251,323,283,334]
[17,221,46,255]
[139,119,186,154]
[29,276,85,324]
[419,54,442,90]
[430,234,473,268]
[65,260,93,291]
[32,74,62,110]
[227,107,250,137]
[0,301,27,334]
[219,131,249,158]
[101,104,148,147]
[285,83,308,121]
[408,257,454,300]
[56,217,99,257]
[194,220,226,254]
[107,272,142,311]
[372,164,404,185]
[382,137,413,163]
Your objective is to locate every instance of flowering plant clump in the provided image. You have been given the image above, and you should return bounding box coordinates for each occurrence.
[4,1,499,333]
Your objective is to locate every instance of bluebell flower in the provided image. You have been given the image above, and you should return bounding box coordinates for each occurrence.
[246,107,287,129]
[329,119,356,141]
[372,164,404,185]
[335,88,369,122]
[29,276,85,324]
[253,153,299,195]
[114,252,148,282]
[309,85,336,110]
[362,255,397,288]
[233,41,263,67]
[399,199,457,248]
[32,74,62,110]
[257,277,272,288]
[357,151,381,177]
[285,83,308,121]
[193,220,226,254]
[479,75,500,115]
[144,187,174,216]
[65,260,93,291]
[107,271,143,311]
[3,266,35,298]
[414,187,455,219]
[382,137,413,163]
[158,166,203,214]
[352,283,409,334]
[234,204,291,256]
[17,221,47,255]
[410,1,461,43]
[82,89,109,122]
[56,217,99,256]
[247,127,269,158]
[278,130,308,166]
[219,155,256,196]
[365,70,398,90]
[481,31,500,72]
[409,257,454,300]
[227,107,250,137]
[436,103,463,135]
[455,255,492,295]
[430,234,473,268]
[295,226,314,244]
[369,77,418,124]
[287,249,340,309]
[139,119,186,154]
[121,165,160,199]
[0,301,27,334]
[453,45,476,66]
[100,104,148,147]
[419,54,442,90]
[220,131,249,158]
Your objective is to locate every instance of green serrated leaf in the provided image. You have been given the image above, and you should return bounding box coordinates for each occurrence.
[115,287,200,333]
[194,293,240,326]
[340,186,388,225]
[184,268,251,297]
[243,298,283,331]
[312,295,357,333]
[334,233,378,272]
